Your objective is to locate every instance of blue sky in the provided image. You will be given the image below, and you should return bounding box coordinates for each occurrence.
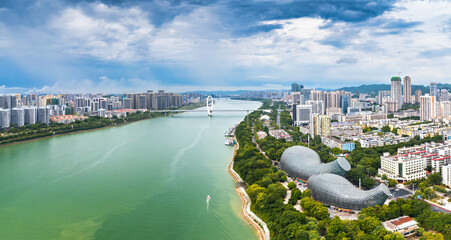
[0,0,450,93]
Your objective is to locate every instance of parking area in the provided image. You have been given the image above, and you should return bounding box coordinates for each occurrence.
[389,188,413,199]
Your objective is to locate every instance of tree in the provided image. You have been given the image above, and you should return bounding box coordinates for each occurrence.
[388,179,398,187]
[382,125,391,132]
[287,181,297,190]
[427,173,443,186]
[331,147,341,155]
[358,216,380,233]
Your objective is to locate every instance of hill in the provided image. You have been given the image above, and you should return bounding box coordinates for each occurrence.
[338,83,451,94]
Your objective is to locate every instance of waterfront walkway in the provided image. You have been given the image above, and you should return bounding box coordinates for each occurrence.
[228,137,270,240]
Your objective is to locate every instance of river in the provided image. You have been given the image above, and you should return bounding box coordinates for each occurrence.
[0,99,261,240]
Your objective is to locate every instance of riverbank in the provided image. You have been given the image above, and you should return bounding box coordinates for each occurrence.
[0,117,150,148]
[0,102,205,147]
[228,136,270,240]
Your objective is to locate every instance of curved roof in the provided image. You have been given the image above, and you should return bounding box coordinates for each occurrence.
[279,146,350,180]
[308,173,391,210]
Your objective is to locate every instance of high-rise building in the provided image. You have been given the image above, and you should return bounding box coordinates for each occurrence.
[137,94,147,109]
[439,89,450,102]
[443,165,451,187]
[415,90,422,104]
[377,91,390,105]
[341,95,350,114]
[0,109,11,128]
[291,83,302,92]
[403,76,411,104]
[430,82,438,99]
[420,94,435,121]
[24,107,37,125]
[310,114,330,137]
[37,107,50,124]
[391,77,402,111]
[11,108,25,127]
[293,105,312,126]
[306,100,325,115]
[123,98,132,109]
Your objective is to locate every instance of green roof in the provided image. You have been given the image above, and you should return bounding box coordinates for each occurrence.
[391,77,401,81]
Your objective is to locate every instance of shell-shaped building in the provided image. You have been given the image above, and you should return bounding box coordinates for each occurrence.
[279,146,351,180]
[308,173,391,210]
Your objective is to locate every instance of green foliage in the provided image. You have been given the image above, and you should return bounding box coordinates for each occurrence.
[359,198,451,239]
[399,116,421,121]
[300,197,329,221]
[331,147,341,155]
[388,179,398,187]
[0,111,168,145]
[235,108,449,239]
[381,125,391,132]
[433,185,447,193]
[287,181,297,190]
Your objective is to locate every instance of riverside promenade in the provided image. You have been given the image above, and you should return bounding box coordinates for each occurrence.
[228,136,270,240]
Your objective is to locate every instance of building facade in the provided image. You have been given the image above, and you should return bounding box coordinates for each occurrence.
[378,152,427,182]
[391,77,402,111]
[403,76,411,105]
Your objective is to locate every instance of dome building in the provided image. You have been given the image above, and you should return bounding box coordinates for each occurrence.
[308,173,391,210]
[279,146,351,181]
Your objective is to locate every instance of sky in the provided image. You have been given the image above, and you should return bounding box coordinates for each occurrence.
[0,0,450,93]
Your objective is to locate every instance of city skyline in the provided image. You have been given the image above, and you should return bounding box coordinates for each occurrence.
[1,0,451,93]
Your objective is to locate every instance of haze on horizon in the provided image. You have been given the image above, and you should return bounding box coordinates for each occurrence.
[0,0,450,93]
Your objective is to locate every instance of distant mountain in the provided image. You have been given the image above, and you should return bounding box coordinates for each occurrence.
[182,83,451,96]
[337,83,451,94]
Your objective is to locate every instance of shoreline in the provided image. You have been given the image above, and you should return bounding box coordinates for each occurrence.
[0,102,206,148]
[0,117,153,148]
[227,136,270,240]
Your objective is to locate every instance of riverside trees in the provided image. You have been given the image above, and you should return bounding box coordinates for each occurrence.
[234,106,450,240]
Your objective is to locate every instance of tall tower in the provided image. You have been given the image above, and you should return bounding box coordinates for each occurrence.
[391,77,402,111]
[430,82,438,98]
[403,76,411,105]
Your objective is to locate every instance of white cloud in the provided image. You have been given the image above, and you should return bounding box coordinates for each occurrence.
[48,3,154,61]
[1,0,451,90]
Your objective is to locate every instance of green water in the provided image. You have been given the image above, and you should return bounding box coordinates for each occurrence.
[0,99,260,240]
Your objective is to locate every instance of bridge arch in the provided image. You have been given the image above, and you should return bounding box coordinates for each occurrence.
[206,95,214,116]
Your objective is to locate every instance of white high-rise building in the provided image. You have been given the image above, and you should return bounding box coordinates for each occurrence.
[24,107,37,125]
[420,94,435,121]
[11,108,25,127]
[0,109,11,128]
[37,107,50,124]
[403,76,411,105]
[293,105,312,126]
[306,100,325,115]
[391,77,402,111]
[443,165,451,187]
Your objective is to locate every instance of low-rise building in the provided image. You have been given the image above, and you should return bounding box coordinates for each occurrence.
[269,129,292,141]
[49,115,89,124]
[321,136,355,152]
[256,131,267,140]
[382,216,418,237]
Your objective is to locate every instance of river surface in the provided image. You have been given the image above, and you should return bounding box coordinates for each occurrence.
[0,99,261,240]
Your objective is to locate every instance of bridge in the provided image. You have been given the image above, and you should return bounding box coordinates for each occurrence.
[150,96,254,116]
